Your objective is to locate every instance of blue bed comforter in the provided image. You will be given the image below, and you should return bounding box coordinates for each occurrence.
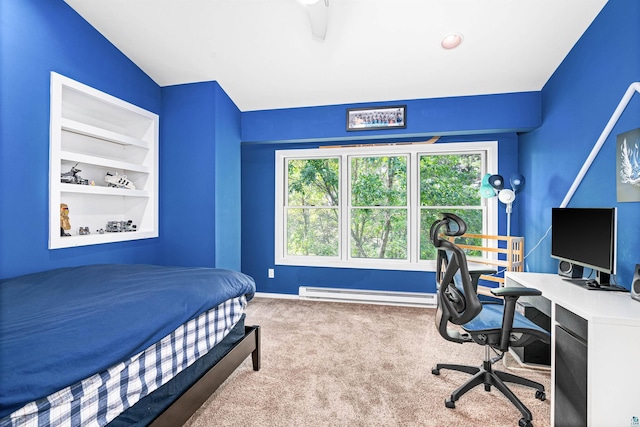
[0,264,255,419]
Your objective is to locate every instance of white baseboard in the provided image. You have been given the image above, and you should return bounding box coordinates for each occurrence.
[253,292,299,300]
[298,286,436,308]
[253,288,437,308]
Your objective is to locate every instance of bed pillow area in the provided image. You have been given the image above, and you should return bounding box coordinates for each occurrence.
[0,264,255,419]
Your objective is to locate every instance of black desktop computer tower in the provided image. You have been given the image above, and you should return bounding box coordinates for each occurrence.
[513,302,551,365]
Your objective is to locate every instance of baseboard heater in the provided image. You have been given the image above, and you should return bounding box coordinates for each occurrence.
[298,286,436,308]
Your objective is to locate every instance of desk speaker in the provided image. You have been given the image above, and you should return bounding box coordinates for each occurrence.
[558,261,583,279]
[631,264,640,302]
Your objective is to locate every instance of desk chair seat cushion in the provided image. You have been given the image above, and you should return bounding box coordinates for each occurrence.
[462,303,550,346]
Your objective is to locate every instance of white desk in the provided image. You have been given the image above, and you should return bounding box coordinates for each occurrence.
[506,272,640,427]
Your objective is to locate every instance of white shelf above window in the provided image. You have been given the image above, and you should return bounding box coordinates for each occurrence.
[49,72,159,249]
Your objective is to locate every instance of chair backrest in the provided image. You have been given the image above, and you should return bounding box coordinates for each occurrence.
[430,213,483,329]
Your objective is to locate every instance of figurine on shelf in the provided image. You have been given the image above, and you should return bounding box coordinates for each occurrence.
[60,163,89,185]
[60,203,71,236]
[105,172,135,190]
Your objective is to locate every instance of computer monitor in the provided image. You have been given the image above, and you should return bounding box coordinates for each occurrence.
[551,207,617,286]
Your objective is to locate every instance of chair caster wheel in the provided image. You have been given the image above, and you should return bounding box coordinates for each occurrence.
[518,418,533,427]
[484,384,491,392]
[535,390,546,401]
[432,368,440,375]
[445,398,455,409]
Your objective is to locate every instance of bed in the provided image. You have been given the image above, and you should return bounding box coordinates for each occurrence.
[0,264,260,427]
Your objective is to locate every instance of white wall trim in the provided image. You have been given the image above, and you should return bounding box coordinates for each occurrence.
[251,289,437,308]
[561,81,640,207]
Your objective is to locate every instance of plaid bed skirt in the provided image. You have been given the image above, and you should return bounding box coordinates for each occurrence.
[1,296,247,427]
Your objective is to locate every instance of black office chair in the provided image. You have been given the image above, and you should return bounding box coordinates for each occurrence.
[429,213,550,427]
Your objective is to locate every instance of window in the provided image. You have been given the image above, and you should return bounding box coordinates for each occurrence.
[350,155,408,260]
[275,142,497,271]
[285,158,340,257]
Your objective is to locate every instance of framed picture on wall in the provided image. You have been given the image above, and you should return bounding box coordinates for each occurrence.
[346,105,406,131]
[617,127,640,202]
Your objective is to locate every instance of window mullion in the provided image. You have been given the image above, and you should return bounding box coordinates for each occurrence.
[341,154,349,262]
[409,152,419,263]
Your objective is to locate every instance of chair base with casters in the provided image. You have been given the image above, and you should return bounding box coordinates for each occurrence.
[432,346,546,427]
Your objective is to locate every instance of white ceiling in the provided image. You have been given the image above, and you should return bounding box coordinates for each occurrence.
[64,0,608,112]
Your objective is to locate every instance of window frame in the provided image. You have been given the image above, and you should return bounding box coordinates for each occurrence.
[275,141,498,272]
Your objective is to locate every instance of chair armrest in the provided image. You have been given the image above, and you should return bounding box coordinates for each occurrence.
[491,286,542,298]
[492,286,542,351]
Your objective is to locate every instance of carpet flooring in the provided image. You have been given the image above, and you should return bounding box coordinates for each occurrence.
[184,297,551,427]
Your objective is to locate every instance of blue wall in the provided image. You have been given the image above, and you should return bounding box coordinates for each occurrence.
[242,92,541,143]
[519,0,640,289]
[0,1,242,279]
[160,82,242,269]
[3,0,637,293]
[0,0,163,278]
[214,86,243,271]
[160,83,218,267]
[241,93,537,295]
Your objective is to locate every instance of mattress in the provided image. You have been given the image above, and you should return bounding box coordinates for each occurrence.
[106,314,248,427]
[0,264,256,426]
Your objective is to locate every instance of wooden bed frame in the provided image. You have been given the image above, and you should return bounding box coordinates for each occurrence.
[149,325,261,427]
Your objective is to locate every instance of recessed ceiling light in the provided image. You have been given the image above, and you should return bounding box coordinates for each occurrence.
[441,33,463,50]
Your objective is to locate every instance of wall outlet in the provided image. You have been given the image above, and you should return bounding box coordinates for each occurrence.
[268,268,275,279]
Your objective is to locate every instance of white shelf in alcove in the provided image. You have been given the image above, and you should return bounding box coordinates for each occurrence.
[61,118,150,149]
[60,183,149,197]
[60,150,150,174]
[49,72,158,250]
[55,231,158,249]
